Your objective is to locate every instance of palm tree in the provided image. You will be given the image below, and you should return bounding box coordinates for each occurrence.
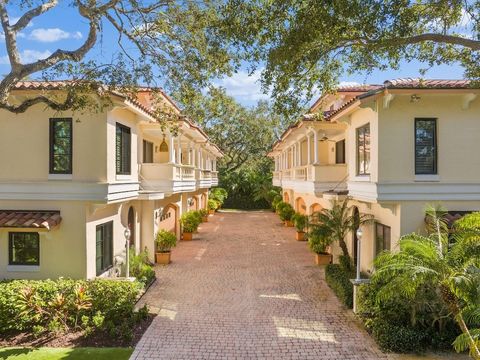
[373,205,480,359]
[310,197,373,259]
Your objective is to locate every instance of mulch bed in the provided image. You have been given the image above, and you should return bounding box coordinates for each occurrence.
[0,314,155,348]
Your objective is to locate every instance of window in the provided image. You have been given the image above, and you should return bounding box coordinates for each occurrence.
[415,118,437,174]
[9,232,40,265]
[143,140,153,163]
[116,123,131,175]
[375,223,391,256]
[49,118,72,174]
[96,221,113,275]
[356,124,370,175]
[335,139,345,164]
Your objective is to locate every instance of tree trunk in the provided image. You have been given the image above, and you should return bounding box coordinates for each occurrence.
[338,238,349,257]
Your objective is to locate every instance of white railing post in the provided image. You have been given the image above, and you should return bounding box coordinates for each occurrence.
[307,134,311,165]
[313,130,319,165]
[169,133,175,163]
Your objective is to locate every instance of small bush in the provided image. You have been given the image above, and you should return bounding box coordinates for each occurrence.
[199,208,208,217]
[325,264,355,308]
[369,319,425,353]
[207,199,219,211]
[129,248,156,286]
[210,187,228,206]
[278,203,295,222]
[0,278,143,340]
[292,213,308,232]
[271,195,283,211]
[180,211,201,232]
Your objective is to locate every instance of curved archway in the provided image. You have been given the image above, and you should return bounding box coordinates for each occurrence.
[200,193,207,209]
[188,197,197,211]
[127,206,135,248]
[310,203,322,214]
[158,203,179,238]
[283,192,290,204]
[295,197,306,214]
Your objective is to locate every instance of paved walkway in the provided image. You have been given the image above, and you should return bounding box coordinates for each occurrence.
[132,211,391,359]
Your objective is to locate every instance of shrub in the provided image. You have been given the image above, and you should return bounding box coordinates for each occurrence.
[325,264,355,308]
[278,203,295,222]
[199,208,208,217]
[308,226,332,254]
[191,210,203,224]
[291,213,308,232]
[155,230,177,252]
[0,279,143,340]
[275,201,289,213]
[207,199,219,211]
[210,187,228,206]
[180,211,201,233]
[271,195,283,211]
[129,248,155,286]
[369,319,425,353]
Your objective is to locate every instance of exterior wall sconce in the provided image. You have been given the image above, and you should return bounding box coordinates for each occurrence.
[410,94,421,103]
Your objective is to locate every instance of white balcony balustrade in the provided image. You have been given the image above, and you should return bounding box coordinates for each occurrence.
[140,163,197,194]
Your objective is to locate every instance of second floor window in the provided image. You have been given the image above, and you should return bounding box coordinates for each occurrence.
[116,123,131,175]
[49,118,72,174]
[356,124,370,175]
[415,118,437,175]
[335,139,345,164]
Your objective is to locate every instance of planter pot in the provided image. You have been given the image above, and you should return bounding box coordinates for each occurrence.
[155,251,171,264]
[183,232,193,241]
[208,210,215,215]
[284,220,294,227]
[295,231,305,241]
[202,216,209,222]
[315,253,332,265]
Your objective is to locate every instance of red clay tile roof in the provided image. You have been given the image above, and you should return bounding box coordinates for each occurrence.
[336,84,383,92]
[0,210,61,229]
[385,78,471,89]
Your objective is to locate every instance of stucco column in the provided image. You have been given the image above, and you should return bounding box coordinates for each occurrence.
[187,142,192,165]
[297,141,301,165]
[192,145,196,167]
[313,130,319,165]
[307,134,311,165]
[176,135,182,164]
[169,133,175,163]
[213,159,217,171]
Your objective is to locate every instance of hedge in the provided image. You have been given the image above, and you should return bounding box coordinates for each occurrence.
[324,263,355,308]
[0,278,145,340]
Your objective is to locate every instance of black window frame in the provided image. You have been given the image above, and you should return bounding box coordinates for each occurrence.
[143,140,154,163]
[116,123,131,175]
[49,118,73,174]
[96,221,113,276]
[356,124,370,175]
[415,118,437,175]
[8,232,40,266]
[375,222,391,256]
[335,139,346,164]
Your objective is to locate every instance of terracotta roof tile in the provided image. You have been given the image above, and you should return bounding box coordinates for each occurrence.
[0,210,61,229]
[384,78,472,89]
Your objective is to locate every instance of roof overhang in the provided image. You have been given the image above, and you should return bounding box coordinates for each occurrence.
[0,210,61,231]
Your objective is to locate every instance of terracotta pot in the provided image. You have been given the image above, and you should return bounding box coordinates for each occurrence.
[295,231,305,241]
[202,216,209,222]
[315,253,332,265]
[208,210,215,215]
[183,232,193,241]
[155,251,171,264]
[284,220,294,227]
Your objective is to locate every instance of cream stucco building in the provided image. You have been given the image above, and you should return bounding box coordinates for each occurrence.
[269,79,480,273]
[0,81,222,280]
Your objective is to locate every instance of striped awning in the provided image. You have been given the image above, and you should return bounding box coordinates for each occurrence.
[0,211,61,230]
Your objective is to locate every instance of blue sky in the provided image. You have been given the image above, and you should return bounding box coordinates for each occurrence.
[2,3,468,108]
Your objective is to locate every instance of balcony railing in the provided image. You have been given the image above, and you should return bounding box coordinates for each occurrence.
[139,163,196,193]
[272,164,347,191]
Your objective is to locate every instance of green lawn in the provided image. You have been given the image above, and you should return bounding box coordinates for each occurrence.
[0,347,133,360]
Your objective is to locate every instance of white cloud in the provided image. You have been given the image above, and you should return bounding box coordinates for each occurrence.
[214,70,270,105]
[337,81,361,88]
[29,28,82,43]
[0,49,52,64]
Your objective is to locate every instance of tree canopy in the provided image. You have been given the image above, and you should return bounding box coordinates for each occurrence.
[223,0,480,115]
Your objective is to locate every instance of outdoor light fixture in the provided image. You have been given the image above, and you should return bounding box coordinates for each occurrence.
[410,94,421,103]
[355,227,363,281]
[124,227,131,278]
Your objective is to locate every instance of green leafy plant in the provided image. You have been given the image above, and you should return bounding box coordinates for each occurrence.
[208,199,219,211]
[199,208,208,217]
[292,213,308,232]
[155,230,177,252]
[180,211,201,233]
[311,198,373,258]
[210,188,228,207]
[271,194,283,211]
[278,203,295,222]
[325,263,356,308]
[191,210,203,225]
[129,248,155,286]
[372,205,480,358]
[308,223,333,254]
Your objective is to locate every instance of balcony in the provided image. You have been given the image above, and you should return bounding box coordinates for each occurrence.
[211,171,219,186]
[273,164,347,195]
[197,169,212,188]
[139,163,196,196]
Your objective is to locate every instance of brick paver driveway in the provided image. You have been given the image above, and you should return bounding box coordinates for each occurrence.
[132,211,388,360]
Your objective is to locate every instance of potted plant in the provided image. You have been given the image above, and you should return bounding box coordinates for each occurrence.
[278,203,295,227]
[275,201,288,216]
[210,188,228,209]
[271,195,283,213]
[308,223,333,265]
[192,210,203,230]
[199,208,209,222]
[155,229,177,264]
[292,213,308,241]
[207,199,218,215]
[180,211,201,240]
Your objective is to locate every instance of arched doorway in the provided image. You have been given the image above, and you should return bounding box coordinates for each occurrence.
[200,194,206,209]
[284,192,290,204]
[295,197,306,214]
[310,203,322,214]
[352,207,360,265]
[158,204,178,238]
[188,197,197,211]
[127,206,135,248]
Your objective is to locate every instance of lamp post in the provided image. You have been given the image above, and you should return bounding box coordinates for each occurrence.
[355,227,363,281]
[124,227,131,278]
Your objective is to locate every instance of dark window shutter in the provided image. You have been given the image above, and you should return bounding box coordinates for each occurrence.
[415,118,437,174]
[335,140,345,164]
[116,123,131,175]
